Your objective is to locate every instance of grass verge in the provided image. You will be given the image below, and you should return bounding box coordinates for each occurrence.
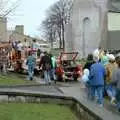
[0,103,78,120]
[0,73,35,85]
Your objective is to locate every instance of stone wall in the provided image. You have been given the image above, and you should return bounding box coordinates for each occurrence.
[0,92,109,120]
[65,0,108,58]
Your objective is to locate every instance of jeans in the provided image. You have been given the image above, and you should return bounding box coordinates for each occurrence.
[86,82,91,99]
[51,69,56,81]
[90,85,104,105]
[44,70,51,83]
[28,65,34,80]
[116,89,120,110]
[106,84,116,98]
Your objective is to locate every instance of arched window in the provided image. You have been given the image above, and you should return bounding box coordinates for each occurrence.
[82,17,91,57]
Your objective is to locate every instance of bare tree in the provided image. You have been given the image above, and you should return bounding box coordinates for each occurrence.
[0,0,20,17]
[41,0,73,50]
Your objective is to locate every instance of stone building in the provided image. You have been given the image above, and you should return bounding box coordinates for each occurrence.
[0,17,7,42]
[8,25,50,52]
[9,25,35,46]
[65,0,108,58]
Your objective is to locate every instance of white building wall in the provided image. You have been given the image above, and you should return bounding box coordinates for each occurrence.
[65,0,108,58]
[108,12,120,31]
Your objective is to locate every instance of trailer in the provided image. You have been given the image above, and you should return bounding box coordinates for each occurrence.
[56,52,82,82]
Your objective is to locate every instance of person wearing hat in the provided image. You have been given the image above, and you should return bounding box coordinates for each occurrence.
[105,54,117,104]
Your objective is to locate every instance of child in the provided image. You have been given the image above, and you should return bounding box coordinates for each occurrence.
[81,69,90,83]
[81,69,90,98]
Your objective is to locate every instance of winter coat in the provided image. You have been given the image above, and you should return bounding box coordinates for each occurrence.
[89,62,106,86]
[111,68,120,89]
[105,62,117,84]
[39,55,51,70]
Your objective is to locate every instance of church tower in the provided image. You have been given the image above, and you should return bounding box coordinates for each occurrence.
[65,0,108,58]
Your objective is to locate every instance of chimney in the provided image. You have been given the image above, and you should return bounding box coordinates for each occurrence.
[15,25,24,35]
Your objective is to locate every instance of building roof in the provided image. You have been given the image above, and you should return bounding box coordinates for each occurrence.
[0,43,11,48]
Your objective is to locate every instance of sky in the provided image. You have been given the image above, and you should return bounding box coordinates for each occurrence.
[7,0,57,37]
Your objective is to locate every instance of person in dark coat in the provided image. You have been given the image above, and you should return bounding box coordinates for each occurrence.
[84,54,94,70]
[83,54,94,98]
[39,52,51,84]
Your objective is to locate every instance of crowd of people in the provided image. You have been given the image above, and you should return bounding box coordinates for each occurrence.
[82,47,120,112]
[1,41,120,112]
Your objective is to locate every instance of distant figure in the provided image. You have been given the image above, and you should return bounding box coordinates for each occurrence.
[26,52,36,80]
[37,49,41,58]
[89,55,106,107]
[17,41,23,59]
[39,52,51,84]
[23,38,28,48]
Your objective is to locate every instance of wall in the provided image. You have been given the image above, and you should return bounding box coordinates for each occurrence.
[66,0,108,58]
[107,30,120,50]
[72,1,100,57]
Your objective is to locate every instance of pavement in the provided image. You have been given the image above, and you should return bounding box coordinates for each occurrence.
[58,83,120,116]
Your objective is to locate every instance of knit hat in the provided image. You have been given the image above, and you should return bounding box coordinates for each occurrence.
[108,54,115,61]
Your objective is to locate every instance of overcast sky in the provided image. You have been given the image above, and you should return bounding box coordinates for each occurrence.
[7,0,57,37]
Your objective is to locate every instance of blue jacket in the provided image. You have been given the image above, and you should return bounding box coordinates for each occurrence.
[89,62,106,86]
[26,56,36,67]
